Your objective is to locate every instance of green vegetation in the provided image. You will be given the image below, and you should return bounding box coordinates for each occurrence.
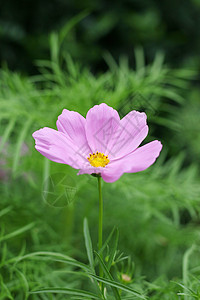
[1,0,200,73]
[0,35,200,299]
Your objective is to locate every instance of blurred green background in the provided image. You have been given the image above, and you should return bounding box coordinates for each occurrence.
[0,0,200,299]
[1,0,200,73]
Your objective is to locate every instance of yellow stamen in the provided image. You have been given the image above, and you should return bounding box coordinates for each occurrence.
[87,151,110,168]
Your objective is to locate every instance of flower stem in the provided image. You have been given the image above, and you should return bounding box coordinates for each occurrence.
[98,176,103,283]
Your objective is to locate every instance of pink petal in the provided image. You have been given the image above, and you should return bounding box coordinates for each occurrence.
[124,140,162,172]
[101,163,125,183]
[85,103,120,154]
[32,127,89,169]
[106,110,148,159]
[56,109,91,154]
[101,140,162,182]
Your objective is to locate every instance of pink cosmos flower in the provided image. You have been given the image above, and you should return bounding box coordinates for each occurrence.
[32,103,162,183]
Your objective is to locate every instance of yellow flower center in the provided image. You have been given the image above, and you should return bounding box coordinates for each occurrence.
[87,151,110,168]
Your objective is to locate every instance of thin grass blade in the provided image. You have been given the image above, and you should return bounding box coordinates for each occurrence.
[107,228,119,270]
[83,218,95,270]
[30,287,101,299]
[94,251,121,300]
[0,222,35,243]
[89,272,147,299]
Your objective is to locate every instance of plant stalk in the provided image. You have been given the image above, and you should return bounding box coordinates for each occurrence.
[98,176,103,286]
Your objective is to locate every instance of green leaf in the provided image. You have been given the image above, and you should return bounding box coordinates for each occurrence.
[0,251,90,271]
[83,218,94,270]
[95,251,121,300]
[30,287,101,299]
[150,51,165,78]
[14,268,29,300]
[94,226,117,266]
[89,272,147,299]
[17,251,89,270]
[99,226,116,256]
[107,228,119,270]
[134,46,145,77]
[58,10,90,46]
[49,32,59,65]
[0,206,12,218]
[0,222,35,243]
[0,275,14,300]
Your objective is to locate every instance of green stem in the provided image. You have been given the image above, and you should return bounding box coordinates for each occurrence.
[98,176,103,285]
